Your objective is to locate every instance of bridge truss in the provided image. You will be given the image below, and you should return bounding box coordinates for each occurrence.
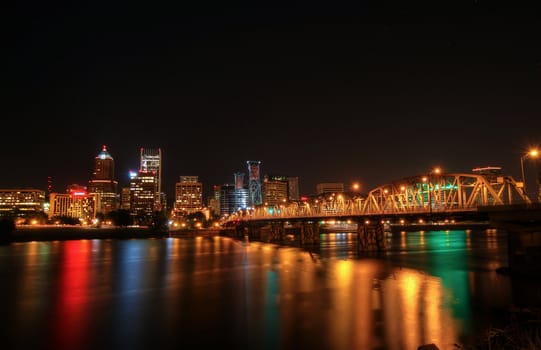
[228,173,531,221]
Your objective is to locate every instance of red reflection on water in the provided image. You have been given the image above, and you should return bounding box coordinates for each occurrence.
[50,240,91,349]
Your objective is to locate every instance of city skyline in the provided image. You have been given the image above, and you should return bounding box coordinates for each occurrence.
[5,3,541,199]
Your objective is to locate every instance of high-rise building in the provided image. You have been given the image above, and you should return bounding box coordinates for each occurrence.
[140,148,162,211]
[88,145,118,214]
[219,184,236,216]
[128,170,157,223]
[174,176,203,216]
[287,176,300,201]
[247,160,262,207]
[262,175,288,206]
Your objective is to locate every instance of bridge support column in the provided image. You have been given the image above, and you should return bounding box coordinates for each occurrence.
[300,222,320,245]
[357,221,386,252]
[247,222,261,241]
[270,222,285,242]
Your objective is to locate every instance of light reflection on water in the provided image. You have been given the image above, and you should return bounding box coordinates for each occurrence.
[0,229,533,350]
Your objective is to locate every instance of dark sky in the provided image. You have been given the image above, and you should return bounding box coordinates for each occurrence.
[5,1,541,201]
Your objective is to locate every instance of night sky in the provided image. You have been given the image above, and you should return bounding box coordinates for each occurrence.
[5,2,541,202]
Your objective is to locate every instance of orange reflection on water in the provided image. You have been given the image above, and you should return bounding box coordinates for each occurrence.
[382,269,458,349]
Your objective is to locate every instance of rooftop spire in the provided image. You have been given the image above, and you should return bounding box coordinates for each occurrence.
[97,145,113,160]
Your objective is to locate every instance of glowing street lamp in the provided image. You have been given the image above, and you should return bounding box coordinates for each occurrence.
[520,148,539,195]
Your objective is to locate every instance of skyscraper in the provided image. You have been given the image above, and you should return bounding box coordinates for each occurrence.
[140,148,162,211]
[247,160,262,207]
[129,170,157,223]
[88,145,118,214]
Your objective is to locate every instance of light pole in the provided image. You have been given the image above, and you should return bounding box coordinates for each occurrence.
[520,148,539,196]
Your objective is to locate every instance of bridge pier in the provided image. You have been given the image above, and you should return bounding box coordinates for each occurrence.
[270,222,285,241]
[300,222,320,245]
[357,221,386,252]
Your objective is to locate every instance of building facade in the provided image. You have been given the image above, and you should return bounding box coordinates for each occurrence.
[129,170,158,223]
[0,189,46,218]
[49,186,96,222]
[88,145,118,214]
[247,160,262,207]
[140,148,163,211]
[174,176,203,216]
[262,175,289,206]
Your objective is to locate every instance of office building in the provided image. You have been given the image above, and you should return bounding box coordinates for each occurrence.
[247,160,262,207]
[88,145,118,214]
[174,176,203,216]
[129,170,157,222]
[0,189,46,218]
[262,175,288,206]
[140,148,162,211]
[49,185,96,222]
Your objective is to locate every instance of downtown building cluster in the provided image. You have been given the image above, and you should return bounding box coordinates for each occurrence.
[0,146,341,227]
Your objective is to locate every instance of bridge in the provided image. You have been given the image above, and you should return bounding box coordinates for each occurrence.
[220,172,541,259]
[226,172,531,223]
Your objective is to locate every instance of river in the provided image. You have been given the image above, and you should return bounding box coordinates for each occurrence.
[0,228,539,349]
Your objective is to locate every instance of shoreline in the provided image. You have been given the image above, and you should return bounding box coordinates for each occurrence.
[1,226,224,243]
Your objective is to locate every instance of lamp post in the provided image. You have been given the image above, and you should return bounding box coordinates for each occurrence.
[520,148,539,196]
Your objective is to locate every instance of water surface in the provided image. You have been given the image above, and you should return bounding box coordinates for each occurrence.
[0,229,537,349]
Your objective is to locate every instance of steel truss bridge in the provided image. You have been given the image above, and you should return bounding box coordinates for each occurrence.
[226,173,532,223]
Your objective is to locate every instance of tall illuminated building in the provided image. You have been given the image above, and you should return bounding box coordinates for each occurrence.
[247,160,262,207]
[140,148,162,210]
[129,170,157,223]
[174,176,203,216]
[88,145,118,214]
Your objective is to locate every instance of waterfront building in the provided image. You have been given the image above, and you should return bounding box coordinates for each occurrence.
[49,186,96,222]
[262,175,288,206]
[174,176,203,216]
[316,182,344,195]
[140,148,162,211]
[88,145,118,214]
[0,189,46,218]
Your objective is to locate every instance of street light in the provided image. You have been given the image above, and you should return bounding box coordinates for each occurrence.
[520,148,539,196]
